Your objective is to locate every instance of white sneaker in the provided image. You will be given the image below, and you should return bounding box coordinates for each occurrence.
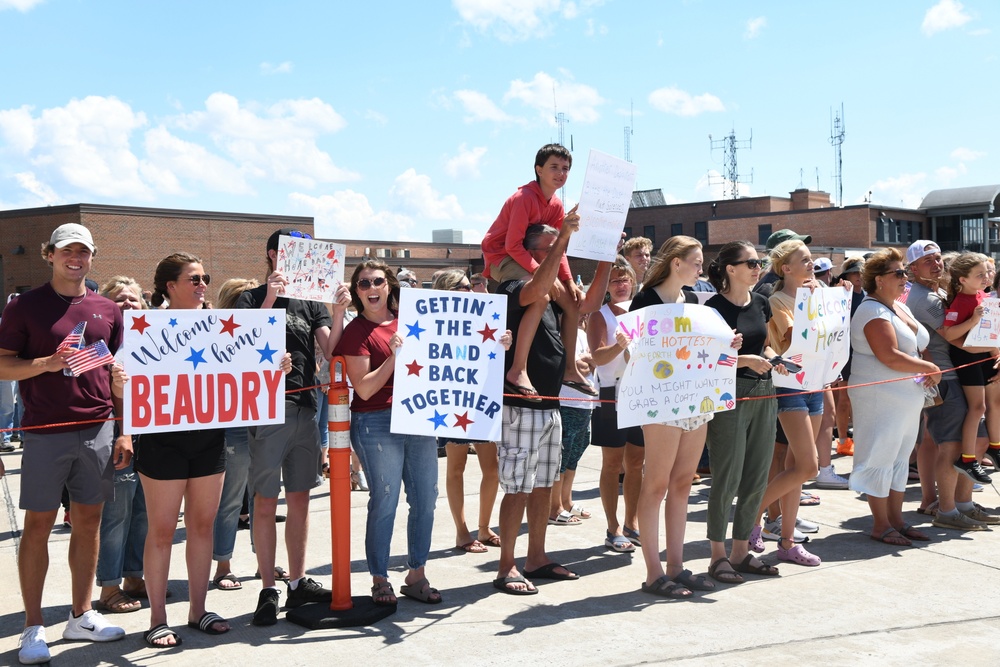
[18,625,50,665]
[762,517,807,543]
[795,516,820,533]
[62,609,125,642]
[815,465,849,489]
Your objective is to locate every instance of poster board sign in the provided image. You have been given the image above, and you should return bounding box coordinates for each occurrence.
[964,297,1000,347]
[567,149,638,262]
[773,287,851,391]
[275,235,346,303]
[122,309,286,434]
[615,303,737,429]
[391,289,508,440]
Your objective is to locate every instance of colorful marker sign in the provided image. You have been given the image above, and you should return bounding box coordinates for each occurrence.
[773,286,851,391]
[391,288,507,441]
[615,303,737,429]
[275,235,346,303]
[964,297,1000,347]
[568,149,638,262]
[122,309,286,434]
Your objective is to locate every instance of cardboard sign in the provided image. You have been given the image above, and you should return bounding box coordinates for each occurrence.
[391,289,507,441]
[773,287,851,391]
[964,297,1000,347]
[615,303,737,429]
[122,309,286,434]
[568,149,638,262]
[275,235,346,303]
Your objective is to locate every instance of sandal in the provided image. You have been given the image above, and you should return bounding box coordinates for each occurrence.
[622,526,641,546]
[144,624,181,648]
[95,589,141,614]
[898,524,930,542]
[548,510,582,526]
[605,531,635,553]
[187,611,229,635]
[504,380,542,403]
[493,574,537,595]
[399,577,443,604]
[870,527,911,547]
[799,492,821,507]
[568,503,592,519]
[479,533,501,548]
[457,540,488,553]
[916,500,939,517]
[708,557,744,584]
[255,566,291,582]
[641,575,692,599]
[672,569,716,592]
[371,580,397,606]
[733,553,781,576]
[212,572,242,591]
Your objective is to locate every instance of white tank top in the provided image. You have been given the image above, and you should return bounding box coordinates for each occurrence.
[595,303,627,389]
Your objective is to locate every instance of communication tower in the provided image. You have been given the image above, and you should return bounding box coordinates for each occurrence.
[708,128,753,199]
[829,104,846,207]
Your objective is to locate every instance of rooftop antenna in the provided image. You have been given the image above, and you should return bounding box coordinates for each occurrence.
[624,99,634,163]
[554,84,570,201]
[798,168,804,189]
[815,167,820,191]
[708,127,753,199]
[829,103,846,207]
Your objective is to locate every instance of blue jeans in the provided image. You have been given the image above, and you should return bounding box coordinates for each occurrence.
[350,408,438,577]
[213,426,251,561]
[315,388,329,449]
[95,465,147,586]
[0,380,13,443]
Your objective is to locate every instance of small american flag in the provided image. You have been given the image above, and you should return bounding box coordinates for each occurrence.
[67,340,114,376]
[717,353,736,367]
[57,322,87,352]
[786,354,803,365]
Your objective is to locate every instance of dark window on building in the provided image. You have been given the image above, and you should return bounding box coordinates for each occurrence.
[670,223,683,237]
[643,225,655,247]
[623,226,632,239]
[758,224,772,246]
[694,221,707,243]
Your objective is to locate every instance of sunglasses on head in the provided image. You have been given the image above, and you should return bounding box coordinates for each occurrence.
[357,277,387,289]
[881,269,907,278]
[186,274,211,285]
[288,231,312,240]
[732,259,764,269]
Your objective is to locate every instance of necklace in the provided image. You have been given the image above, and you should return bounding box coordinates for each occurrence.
[55,290,87,306]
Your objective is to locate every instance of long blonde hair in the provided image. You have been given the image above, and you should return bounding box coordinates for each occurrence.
[768,239,807,292]
[216,278,260,309]
[643,235,701,290]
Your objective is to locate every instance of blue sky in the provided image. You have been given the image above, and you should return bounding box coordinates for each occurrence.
[0,0,996,243]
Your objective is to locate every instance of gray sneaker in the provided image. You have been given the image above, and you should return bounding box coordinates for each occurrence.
[961,506,1000,525]
[933,510,989,531]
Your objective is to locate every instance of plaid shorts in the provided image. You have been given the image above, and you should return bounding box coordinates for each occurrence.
[499,406,562,494]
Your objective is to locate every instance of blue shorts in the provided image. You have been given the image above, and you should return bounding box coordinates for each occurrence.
[776,388,823,416]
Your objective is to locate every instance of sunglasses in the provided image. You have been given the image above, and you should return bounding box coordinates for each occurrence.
[881,269,907,278]
[288,231,312,240]
[356,277,387,290]
[186,274,211,285]
[455,283,472,291]
[610,277,633,285]
[732,259,764,269]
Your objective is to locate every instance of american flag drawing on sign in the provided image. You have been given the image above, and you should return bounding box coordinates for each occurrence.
[67,340,114,376]
[717,353,736,367]
[57,322,87,352]
[786,354,803,365]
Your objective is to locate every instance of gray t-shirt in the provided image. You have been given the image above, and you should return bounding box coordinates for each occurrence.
[906,282,955,381]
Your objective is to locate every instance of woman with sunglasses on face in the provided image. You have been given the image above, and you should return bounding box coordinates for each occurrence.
[849,248,938,546]
[337,260,442,607]
[136,254,291,648]
[703,242,787,585]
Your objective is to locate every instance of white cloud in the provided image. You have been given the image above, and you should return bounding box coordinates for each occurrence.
[862,172,927,208]
[584,18,608,36]
[452,0,562,41]
[0,105,36,153]
[174,92,358,188]
[505,71,604,123]
[0,0,45,11]
[14,171,60,205]
[745,16,766,39]
[389,169,464,220]
[970,27,991,36]
[695,170,750,200]
[454,90,514,123]
[260,61,293,75]
[445,143,488,179]
[951,147,985,161]
[292,190,419,241]
[922,0,971,36]
[364,109,388,125]
[648,86,725,117]
[143,126,253,195]
[461,228,484,245]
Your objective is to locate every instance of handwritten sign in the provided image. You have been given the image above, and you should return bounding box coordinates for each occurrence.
[964,296,1000,347]
[275,235,346,303]
[773,287,851,391]
[122,309,286,434]
[568,149,638,262]
[391,288,507,441]
[615,303,737,429]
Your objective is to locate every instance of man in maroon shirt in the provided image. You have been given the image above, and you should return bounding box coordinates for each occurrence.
[0,224,129,664]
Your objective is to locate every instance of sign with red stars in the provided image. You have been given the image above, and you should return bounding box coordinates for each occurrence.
[391,288,508,441]
[275,235,346,303]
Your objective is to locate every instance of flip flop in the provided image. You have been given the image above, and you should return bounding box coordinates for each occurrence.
[399,578,442,604]
[144,624,182,649]
[255,566,291,582]
[641,575,692,599]
[799,492,821,506]
[187,611,229,635]
[504,380,542,403]
[95,590,141,613]
[522,562,579,581]
[212,573,242,591]
[493,575,537,595]
[870,527,911,547]
[898,523,931,542]
[457,540,488,553]
[561,380,598,396]
[479,534,502,547]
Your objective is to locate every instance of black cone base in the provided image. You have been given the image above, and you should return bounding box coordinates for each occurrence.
[285,596,396,629]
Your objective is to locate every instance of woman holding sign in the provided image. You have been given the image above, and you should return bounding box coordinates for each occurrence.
[704,241,787,584]
[339,260,442,607]
[630,237,736,597]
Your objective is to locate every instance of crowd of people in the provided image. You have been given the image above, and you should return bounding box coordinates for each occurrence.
[3,144,999,663]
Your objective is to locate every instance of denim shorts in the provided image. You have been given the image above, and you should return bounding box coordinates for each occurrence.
[775,387,823,416]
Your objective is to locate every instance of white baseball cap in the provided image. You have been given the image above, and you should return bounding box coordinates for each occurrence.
[50,223,96,253]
